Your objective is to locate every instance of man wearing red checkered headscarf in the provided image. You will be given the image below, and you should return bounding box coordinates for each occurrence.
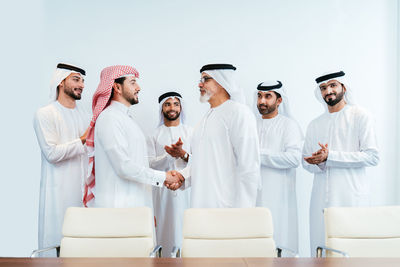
[84,65,184,208]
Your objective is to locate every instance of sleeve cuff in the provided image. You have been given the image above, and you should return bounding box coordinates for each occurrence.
[152,170,166,187]
[180,166,191,179]
[74,138,86,155]
[317,161,327,170]
[325,150,337,167]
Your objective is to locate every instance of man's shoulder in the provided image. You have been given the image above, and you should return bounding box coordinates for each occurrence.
[35,102,58,120]
[277,114,301,129]
[277,114,295,123]
[227,100,248,109]
[346,105,373,123]
[96,105,121,125]
[307,112,326,128]
[347,104,369,115]
[150,125,165,137]
[181,123,194,131]
[225,100,254,117]
[75,102,91,116]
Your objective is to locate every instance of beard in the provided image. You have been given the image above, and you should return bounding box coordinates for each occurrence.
[129,97,139,105]
[122,89,139,105]
[257,103,277,115]
[64,87,82,100]
[200,90,212,103]
[163,110,180,121]
[324,91,345,106]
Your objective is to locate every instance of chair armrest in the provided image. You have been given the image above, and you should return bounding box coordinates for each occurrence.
[149,245,162,258]
[31,246,60,257]
[170,246,181,258]
[276,246,299,257]
[316,246,349,258]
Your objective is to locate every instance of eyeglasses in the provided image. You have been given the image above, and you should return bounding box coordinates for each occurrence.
[199,77,213,83]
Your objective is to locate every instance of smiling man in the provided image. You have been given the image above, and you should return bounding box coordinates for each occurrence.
[33,63,90,256]
[88,65,184,210]
[302,70,379,255]
[181,64,260,208]
[147,91,192,257]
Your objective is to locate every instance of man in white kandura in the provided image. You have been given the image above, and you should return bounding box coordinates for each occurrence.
[302,71,379,255]
[181,63,260,208]
[33,63,90,256]
[147,91,193,257]
[255,81,303,255]
[87,65,183,209]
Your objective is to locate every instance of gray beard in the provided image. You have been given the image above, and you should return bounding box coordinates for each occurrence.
[200,91,212,103]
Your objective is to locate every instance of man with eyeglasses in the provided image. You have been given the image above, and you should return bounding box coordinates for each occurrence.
[302,70,379,255]
[180,64,260,208]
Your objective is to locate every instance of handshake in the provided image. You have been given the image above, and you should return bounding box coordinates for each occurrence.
[164,170,185,191]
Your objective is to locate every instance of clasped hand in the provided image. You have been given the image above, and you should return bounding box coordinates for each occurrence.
[304,142,329,165]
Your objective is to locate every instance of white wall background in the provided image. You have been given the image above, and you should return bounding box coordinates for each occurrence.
[0,0,399,257]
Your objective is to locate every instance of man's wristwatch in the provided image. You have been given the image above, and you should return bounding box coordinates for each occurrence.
[181,152,189,161]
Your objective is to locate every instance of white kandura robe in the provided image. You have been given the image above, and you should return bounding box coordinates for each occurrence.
[302,105,379,255]
[256,114,303,254]
[94,101,165,208]
[147,124,193,257]
[33,101,90,255]
[188,100,261,208]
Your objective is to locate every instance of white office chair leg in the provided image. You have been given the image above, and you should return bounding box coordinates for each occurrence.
[316,246,349,258]
[31,246,60,258]
[171,246,181,258]
[276,246,299,257]
[149,245,162,258]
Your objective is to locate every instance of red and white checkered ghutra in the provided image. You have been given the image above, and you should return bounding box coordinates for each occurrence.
[83,65,139,207]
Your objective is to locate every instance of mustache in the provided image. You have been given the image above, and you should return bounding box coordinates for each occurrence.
[325,93,336,98]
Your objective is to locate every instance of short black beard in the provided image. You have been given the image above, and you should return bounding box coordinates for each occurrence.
[65,88,81,100]
[257,104,277,115]
[129,98,139,105]
[325,91,345,106]
[163,111,180,121]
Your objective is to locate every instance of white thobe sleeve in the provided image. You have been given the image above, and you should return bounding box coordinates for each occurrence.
[177,129,193,190]
[33,110,85,164]
[302,124,326,173]
[146,135,175,170]
[231,109,261,207]
[326,112,379,168]
[98,120,165,187]
[178,164,191,190]
[260,122,303,169]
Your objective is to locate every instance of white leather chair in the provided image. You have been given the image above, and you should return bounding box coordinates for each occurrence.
[317,206,400,257]
[31,207,161,257]
[172,207,296,258]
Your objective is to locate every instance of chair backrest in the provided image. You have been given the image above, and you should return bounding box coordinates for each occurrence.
[181,207,276,257]
[60,207,154,257]
[324,206,400,257]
